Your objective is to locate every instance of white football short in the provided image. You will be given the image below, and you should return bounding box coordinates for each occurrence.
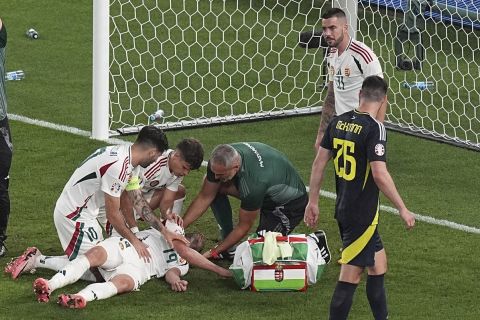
[54,208,104,261]
[97,237,151,290]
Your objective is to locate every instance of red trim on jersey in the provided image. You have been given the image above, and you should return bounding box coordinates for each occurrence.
[67,207,80,220]
[99,160,118,178]
[65,195,93,220]
[144,157,168,180]
[247,236,307,245]
[327,47,337,57]
[118,157,129,181]
[350,42,373,64]
[64,222,82,257]
[252,262,307,270]
[105,221,113,237]
[66,208,80,220]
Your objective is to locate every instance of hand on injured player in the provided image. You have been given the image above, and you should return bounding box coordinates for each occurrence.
[131,237,152,262]
[164,208,184,228]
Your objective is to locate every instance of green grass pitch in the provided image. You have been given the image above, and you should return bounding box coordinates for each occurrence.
[1,1,479,319]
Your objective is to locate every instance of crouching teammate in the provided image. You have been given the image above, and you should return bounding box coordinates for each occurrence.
[33,221,231,308]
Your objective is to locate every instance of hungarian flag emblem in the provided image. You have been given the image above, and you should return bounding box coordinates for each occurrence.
[274,265,284,282]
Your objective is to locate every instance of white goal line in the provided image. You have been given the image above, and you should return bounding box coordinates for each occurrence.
[9,113,480,235]
[312,188,480,235]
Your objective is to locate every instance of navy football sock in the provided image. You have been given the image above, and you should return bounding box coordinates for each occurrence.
[329,281,358,320]
[366,274,388,320]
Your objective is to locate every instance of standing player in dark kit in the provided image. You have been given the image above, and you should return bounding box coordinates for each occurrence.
[305,76,415,320]
[0,17,12,257]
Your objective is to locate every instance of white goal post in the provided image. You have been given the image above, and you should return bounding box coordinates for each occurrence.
[92,0,110,140]
[92,0,479,151]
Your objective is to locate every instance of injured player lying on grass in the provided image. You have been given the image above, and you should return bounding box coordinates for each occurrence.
[21,223,230,308]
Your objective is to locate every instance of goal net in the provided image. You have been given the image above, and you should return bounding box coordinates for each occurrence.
[108,0,324,135]
[103,0,479,150]
[356,0,479,150]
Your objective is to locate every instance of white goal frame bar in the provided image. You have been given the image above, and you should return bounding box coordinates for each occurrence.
[92,0,480,151]
[92,0,110,140]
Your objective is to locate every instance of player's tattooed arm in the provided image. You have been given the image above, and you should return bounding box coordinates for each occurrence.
[127,189,189,247]
[315,82,335,150]
[127,189,165,232]
[319,82,335,134]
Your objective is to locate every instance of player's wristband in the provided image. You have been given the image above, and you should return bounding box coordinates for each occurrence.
[210,248,220,259]
[125,176,141,191]
[130,226,139,234]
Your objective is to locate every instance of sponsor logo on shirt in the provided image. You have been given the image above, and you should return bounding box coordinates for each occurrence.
[243,143,264,168]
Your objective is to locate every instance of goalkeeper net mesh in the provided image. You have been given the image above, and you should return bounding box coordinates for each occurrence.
[109,0,479,150]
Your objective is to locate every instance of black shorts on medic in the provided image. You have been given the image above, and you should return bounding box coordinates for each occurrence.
[337,221,384,267]
[256,193,307,236]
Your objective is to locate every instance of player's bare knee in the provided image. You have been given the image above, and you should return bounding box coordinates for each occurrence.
[110,275,135,294]
[368,250,388,275]
[339,265,363,284]
[85,246,108,267]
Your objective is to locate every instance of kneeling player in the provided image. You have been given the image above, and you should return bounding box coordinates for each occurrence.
[104,138,204,236]
[33,222,231,309]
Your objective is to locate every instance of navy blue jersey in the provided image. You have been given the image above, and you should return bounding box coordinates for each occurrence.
[321,110,387,225]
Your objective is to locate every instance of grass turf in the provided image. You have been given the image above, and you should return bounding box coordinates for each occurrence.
[0,0,479,319]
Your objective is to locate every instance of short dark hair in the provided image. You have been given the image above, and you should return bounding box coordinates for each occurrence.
[176,138,204,170]
[135,126,169,152]
[185,233,204,252]
[360,76,388,102]
[321,8,346,20]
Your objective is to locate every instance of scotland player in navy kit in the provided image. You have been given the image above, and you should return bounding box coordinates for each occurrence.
[305,76,415,320]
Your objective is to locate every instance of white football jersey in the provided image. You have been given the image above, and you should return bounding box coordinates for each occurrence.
[327,38,383,115]
[137,225,189,278]
[140,149,183,193]
[55,144,135,220]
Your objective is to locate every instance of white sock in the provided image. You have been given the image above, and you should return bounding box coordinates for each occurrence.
[48,255,91,292]
[77,282,118,302]
[35,254,96,282]
[36,255,69,271]
[172,196,185,216]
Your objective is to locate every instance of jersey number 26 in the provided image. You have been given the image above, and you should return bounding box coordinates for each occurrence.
[333,138,356,181]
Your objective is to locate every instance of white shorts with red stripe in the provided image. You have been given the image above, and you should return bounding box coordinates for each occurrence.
[54,209,104,261]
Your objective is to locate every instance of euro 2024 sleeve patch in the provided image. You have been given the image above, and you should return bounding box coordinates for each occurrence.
[374,143,385,156]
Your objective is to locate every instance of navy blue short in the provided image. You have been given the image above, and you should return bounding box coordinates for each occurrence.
[338,221,384,267]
